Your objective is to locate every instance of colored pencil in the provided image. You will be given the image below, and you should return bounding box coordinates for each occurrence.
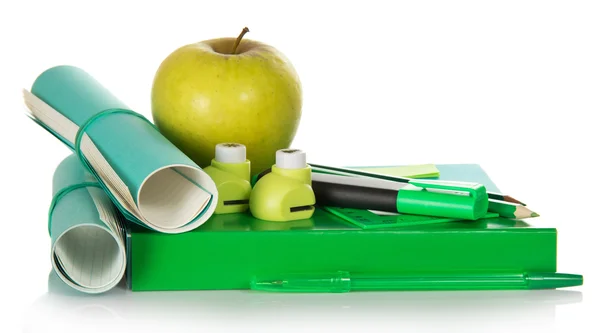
[488,200,539,219]
[487,193,526,206]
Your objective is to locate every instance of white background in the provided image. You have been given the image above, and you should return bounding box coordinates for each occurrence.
[1,0,598,332]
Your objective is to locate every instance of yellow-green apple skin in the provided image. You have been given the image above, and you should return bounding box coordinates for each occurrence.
[151,37,302,174]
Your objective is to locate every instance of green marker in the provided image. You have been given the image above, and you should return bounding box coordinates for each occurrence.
[251,271,583,293]
[311,173,489,220]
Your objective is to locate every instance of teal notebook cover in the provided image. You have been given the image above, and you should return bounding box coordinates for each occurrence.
[128,164,556,291]
[435,164,500,192]
[50,155,126,293]
[25,65,218,233]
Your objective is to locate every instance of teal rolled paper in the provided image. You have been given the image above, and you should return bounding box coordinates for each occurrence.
[26,65,218,233]
[50,155,126,294]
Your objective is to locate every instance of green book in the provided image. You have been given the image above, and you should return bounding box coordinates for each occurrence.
[127,164,557,291]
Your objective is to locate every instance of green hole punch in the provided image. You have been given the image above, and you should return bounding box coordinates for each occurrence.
[202,143,252,214]
[249,149,316,222]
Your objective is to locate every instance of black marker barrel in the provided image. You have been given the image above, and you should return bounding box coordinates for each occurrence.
[312,181,398,212]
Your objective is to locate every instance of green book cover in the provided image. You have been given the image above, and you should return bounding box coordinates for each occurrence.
[127,164,556,291]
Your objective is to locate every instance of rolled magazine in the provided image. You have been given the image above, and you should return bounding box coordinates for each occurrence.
[50,154,126,293]
[23,65,218,233]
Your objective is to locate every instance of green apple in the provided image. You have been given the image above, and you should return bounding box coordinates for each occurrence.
[151,28,302,174]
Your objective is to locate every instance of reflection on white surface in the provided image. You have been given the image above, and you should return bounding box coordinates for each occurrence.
[24,272,583,333]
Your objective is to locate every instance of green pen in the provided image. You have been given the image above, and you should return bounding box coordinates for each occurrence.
[251,271,583,293]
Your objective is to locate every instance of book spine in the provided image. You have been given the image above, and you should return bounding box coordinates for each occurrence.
[129,229,557,291]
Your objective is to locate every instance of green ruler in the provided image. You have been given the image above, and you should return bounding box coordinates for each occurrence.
[322,206,499,230]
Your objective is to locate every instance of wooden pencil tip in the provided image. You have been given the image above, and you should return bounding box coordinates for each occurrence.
[505,195,527,206]
[531,212,540,218]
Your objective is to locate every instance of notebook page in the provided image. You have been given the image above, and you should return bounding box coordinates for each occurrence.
[23,90,78,144]
[87,185,126,241]
[53,224,124,290]
[53,185,126,291]
[80,136,142,220]
[137,167,212,228]
[87,186,127,287]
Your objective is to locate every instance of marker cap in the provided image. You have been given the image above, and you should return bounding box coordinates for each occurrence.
[215,143,246,163]
[276,149,306,169]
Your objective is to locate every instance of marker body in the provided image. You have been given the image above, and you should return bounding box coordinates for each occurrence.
[311,174,488,220]
[311,181,398,212]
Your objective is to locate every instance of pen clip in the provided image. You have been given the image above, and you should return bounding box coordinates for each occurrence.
[408,180,485,198]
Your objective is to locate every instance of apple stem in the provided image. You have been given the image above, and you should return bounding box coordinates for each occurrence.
[231,27,250,54]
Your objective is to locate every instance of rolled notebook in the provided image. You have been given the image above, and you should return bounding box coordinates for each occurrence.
[50,154,126,293]
[23,65,218,233]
